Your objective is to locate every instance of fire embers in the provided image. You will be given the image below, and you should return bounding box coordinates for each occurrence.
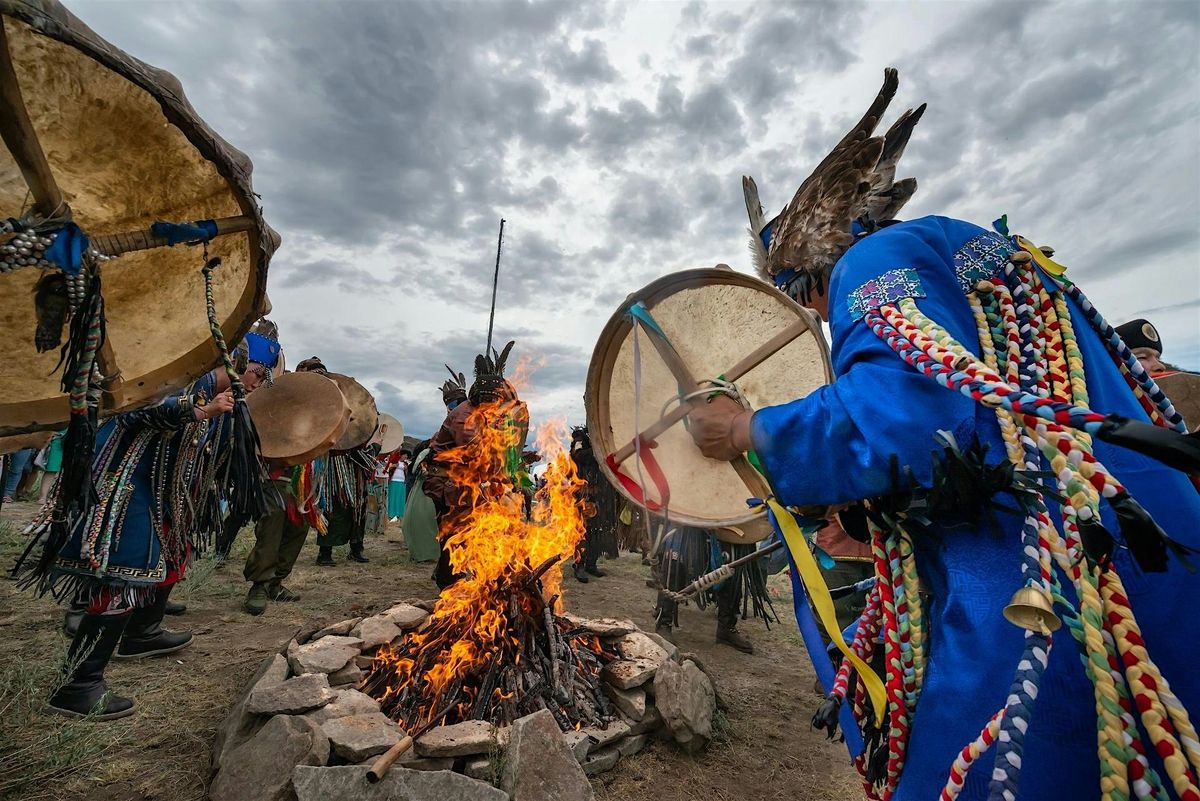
[362,401,608,733]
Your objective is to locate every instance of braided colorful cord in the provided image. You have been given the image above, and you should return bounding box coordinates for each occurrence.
[849,238,1197,800]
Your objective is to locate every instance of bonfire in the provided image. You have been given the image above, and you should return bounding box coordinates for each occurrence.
[361,398,619,734]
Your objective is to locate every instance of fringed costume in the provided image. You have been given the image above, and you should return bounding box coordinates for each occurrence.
[743,70,1200,801]
[570,426,620,581]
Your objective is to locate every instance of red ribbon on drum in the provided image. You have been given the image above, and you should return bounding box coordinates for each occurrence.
[605,436,671,512]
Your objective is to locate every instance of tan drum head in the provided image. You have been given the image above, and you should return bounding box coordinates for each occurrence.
[0,429,54,456]
[0,1,277,435]
[377,413,405,454]
[327,373,379,452]
[247,372,350,467]
[586,268,832,530]
[1155,372,1200,432]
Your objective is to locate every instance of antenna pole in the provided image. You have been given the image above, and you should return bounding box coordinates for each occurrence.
[486,217,506,354]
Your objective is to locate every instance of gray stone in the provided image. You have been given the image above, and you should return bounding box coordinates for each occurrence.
[562,614,635,638]
[563,729,591,762]
[352,615,403,649]
[327,662,364,687]
[644,631,680,662]
[211,715,328,801]
[292,765,508,801]
[581,719,630,749]
[653,659,715,754]
[306,688,381,724]
[313,617,362,640]
[212,652,290,772]
[397,754,456,771]
[245,673,335,716]
[381,603,429,630]
[464,755,493,782]
[601,658,657,689]
[581,746,620,776]
[603,685,646,720]
[618,733,650,757]
[322,712,405,762]
[415,720,498,757]
[500,709,593,801]
[289,635,363,676]
[681,653,726,709]
[627,705,664,735]
[613,632,669,666]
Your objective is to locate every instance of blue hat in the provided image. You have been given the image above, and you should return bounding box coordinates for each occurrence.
[244,331,281,369]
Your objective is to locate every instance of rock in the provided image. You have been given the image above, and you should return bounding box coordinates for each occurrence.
[563,729,591,762]
[322,712,405,762]
[415,720,498,757]
[464,755,493,782]
[288,635,362,676]
[562,614,636,638]
[601,658,657,689]
[398,754,455,771]
[581,719,630,749]
[500,709,593,801]
[292,765,508,801]
[211,715,329,801]
[294,619,325,645]
[381,603,429,630]
[212,652,290,772]
[644,631,679,662]
[618,733,650,757]
[354,655,375,669]
[306,688,381,723]
[581,746,620,776]
[351,615,402,650]
[603,686,646,721]
[653,659,715,753]
[245,673,335,716]
[627,705,664,736]
[681,653,726,709]
[313,617,362,640]
[327,662,364,687]
[614,632,669,666]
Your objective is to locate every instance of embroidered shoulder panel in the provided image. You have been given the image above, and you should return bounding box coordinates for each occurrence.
[848,268,925,320]
[953,231,1014,293]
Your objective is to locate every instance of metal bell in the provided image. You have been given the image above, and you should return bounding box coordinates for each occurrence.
[1003,585,1061,634]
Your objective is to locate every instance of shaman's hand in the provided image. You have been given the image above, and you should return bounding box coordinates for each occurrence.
[195,389,236,421]
[687,394,753,461]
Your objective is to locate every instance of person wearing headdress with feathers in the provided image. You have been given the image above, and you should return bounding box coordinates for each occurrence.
[569,426,617,583]
[688,69,1200,800]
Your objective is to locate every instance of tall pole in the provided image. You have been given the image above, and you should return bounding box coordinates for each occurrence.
[486,217,506,355]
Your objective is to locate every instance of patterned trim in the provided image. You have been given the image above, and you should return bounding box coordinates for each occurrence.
[953,232,1014,294]
[848,268,925,320]
[54,556,166,583]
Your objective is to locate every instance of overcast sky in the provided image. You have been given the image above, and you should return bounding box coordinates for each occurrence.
[74,0,1200,438]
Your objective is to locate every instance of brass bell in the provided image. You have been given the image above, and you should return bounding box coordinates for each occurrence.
[1003,585,1062,634]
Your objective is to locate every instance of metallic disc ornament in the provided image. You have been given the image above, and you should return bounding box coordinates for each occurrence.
[246,371,350,467]
[0,0,278,434]
[585,268,833,538]
[327,373,379,452]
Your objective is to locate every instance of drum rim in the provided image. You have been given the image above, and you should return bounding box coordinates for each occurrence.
[326,372,379,452]
[584,267,833,534]
[246,371,351,467]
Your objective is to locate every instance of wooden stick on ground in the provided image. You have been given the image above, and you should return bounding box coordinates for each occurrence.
[366,695,459,783]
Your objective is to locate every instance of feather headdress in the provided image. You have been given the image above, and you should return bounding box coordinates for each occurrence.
[469,340,517,405]
[440,363,468,406]
[744,68,925,302]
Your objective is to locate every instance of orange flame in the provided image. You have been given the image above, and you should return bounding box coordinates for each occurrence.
[372,391,589,725]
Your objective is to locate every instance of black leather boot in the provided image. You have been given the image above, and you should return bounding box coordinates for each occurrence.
[116,586,193,659]
[163,600,187,616]
[48,613,136,720]
[62,598,87,637]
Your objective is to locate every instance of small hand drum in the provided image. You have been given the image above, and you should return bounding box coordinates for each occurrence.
[327,373,379,452]
[1155,372,1200,433]
[246,371,350,467]
[377,413,405,455]
[586,268,833,542]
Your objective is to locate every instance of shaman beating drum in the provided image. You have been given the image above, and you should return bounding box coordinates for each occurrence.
[1155,372,1200,432]
[586,268,833,540]
[377,413,406,455]
[327,373,379,452]
[246,372,350,467]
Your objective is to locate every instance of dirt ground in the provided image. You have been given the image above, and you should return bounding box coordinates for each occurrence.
[0,499,860,801]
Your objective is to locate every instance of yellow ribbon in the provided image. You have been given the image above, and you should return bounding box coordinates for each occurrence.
[1016,235,1068,277]
[768,498,887,727]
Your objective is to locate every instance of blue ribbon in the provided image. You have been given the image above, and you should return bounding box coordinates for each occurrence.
[626,301,667,338]
[151,219,219,246]
[992,214,1010,237]
[43,222,89,276]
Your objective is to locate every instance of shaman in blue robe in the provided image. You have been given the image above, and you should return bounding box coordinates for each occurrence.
[751,215,1200,801]
[53,373,219,602]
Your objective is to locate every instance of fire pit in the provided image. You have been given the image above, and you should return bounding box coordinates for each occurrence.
[209,411,719,801]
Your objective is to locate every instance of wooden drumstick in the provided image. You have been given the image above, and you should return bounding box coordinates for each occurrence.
[366,698,459,783]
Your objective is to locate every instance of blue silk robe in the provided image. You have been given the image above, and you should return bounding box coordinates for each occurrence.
[752,216,1200,800]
